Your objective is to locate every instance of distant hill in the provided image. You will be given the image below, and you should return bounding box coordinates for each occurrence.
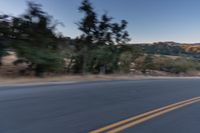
[181,44,200,53]
[130,42,200,60]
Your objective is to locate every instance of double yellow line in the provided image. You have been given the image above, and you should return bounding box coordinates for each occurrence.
[90,96,200,133]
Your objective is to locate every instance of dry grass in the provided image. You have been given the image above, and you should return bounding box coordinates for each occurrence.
[181,44,200,53]
[1,74,200,86]
[0,75,138,85]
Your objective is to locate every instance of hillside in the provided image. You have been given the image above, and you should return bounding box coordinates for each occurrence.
[181,44,200,53]
[131,42,200,60]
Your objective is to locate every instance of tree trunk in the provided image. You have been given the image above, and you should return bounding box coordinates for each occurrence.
[82,47,88,75]
[100,65,106,74]
[66,58,73,73]
[35,65,45,77]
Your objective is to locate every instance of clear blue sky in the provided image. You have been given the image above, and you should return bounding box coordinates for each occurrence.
[1,0,200,43]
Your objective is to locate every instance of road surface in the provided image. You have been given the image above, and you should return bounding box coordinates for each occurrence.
[0,79,200,133]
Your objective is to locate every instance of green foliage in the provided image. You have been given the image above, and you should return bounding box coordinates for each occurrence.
[131,42,200,60]
[142,55,155,73]
[78,0,130,46]
[78,0,98,45]
[138,42,185,55]
[75,0,131,74]
[72,45,119,74]
[15,45,64,72]
[11,2,65,76]
[119,51,134,73]
[160,58,200,74]
[87,46,119,73]
[0,14,11,65]
[149,56,200,74]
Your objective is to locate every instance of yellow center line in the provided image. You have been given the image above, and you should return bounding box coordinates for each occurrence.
[89,97,200,133]
[107,98,200,133]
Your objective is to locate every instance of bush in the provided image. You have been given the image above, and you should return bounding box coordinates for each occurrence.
[119,51,134,73]
[134,55,155,73]
[154,56,200,74]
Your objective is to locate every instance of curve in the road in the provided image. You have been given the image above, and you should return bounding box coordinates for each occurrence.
[90,96,200,133]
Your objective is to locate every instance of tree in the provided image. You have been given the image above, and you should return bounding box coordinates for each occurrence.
[12,2,65,76]
[112,20,130,44]
[142,55,155,73]
[78,0,98,46]
[0,14,11,65]
[119,51,134,73]
[96,14,113,45]
[76,0,131,74]
[85,45,119,73]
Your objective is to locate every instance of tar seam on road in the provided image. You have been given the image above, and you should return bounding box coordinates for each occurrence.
[89,96,200,133]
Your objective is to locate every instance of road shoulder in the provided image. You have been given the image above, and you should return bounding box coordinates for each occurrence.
[0,75,200,87]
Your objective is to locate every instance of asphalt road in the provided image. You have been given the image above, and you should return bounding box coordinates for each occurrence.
[0,79,200,133]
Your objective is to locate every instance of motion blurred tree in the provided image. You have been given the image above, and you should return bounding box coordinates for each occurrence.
[12,2,65,76]
[0,0,135,76]
[96,14,113,45]
[78,0,130,45]
[76,0,98,73]
[0,14,11,65]
[78,0,98,46]
[75,0,131,74]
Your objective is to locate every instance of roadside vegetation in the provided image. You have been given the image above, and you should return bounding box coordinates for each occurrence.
[1,0,200,77]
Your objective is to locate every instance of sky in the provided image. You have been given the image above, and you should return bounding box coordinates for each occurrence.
[0,0,200,43]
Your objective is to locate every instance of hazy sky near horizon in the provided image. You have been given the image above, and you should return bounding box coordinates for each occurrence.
[1,0,200,43]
